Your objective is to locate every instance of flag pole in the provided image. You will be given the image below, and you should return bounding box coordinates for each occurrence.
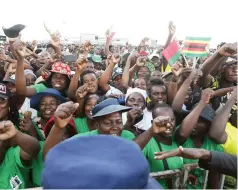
[182,53,189,67]
[192,57,197,68]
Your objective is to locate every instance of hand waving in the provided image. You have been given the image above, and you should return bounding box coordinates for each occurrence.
[168,21,176,35]
[54,102,79,129]
[76,54,88,71]
[0,121,17,140]
[171,61,183,77]
[107,54,120,65]
[13,39,26,58]
[50,32,60,48]
[136,56,146,67]
[83,41,92,52]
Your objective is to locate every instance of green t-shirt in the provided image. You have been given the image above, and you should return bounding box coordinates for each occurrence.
[32,141,44,187]
[31,83,47,93]
[74,129,135,140]
[0,146,32,189]
[74,117,90,134]
[143,137,183,189]
[182,136,224,189]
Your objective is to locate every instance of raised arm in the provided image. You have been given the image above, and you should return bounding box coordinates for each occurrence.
[175,88,213,145]
[209,87,237,144]
[164,21,176,49]
[134,116,172,149]
[43,102,79,160]
[167,62,184,105]
[104,30,111,56]
[122,53,136,89]
[172,69,202,112]
[0,121,40,161]
[14,40,36,97]
[200,43,237,87]
[68,55,87,100]
[99,54,120,92]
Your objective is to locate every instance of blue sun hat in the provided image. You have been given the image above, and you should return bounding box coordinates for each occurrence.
[92,98,132,118]
[30,88,67,111]
[42,135,162,189]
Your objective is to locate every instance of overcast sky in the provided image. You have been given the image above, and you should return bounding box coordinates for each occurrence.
[1,0,237,47]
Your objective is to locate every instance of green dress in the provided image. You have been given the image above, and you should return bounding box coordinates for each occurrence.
[182,136,224,189]
[0,147,32,189]
[142,137,183,189]
[74,129,135,140]
[32,141,44,187]
[74,117,90,134]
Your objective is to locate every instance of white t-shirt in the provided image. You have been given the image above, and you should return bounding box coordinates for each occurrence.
[19,98,38,119]
[105,86,123,96]
[122,108,152,130]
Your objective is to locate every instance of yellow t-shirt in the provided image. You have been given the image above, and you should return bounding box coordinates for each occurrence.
[221,122,237,155]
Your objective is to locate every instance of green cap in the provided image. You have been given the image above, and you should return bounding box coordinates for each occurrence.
[92,55,102,63]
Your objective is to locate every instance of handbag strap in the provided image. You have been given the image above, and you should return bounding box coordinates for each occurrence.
[154,137,173,188]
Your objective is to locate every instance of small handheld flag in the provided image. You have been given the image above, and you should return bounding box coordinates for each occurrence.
[183,37,211,57]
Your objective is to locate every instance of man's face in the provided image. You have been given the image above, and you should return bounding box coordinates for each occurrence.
[223,64,237,83]
[150,85,167,104]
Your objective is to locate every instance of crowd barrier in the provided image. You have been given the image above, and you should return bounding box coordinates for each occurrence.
[150,163,237,189]
[25,163,237,189]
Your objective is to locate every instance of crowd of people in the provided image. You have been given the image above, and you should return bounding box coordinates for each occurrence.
[0,22,237,189]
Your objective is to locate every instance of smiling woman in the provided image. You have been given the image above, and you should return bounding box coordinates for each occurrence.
[29,88,67,140]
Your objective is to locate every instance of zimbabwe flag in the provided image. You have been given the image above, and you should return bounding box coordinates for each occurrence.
[183,37,211,57]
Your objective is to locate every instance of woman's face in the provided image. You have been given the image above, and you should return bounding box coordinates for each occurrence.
[150,85,167,104]
[113,75,123,90]
[153,107,175,138]
[97,112,123,136]
[137,66,150,81]
[51,73,68,91]
[85,95,99,119]
[223,64,237,83]
[191,118,210,137]
[126,92,146,109]
[40,96,59,120]
[82,73,98,93]
[134,78,147,90]
[0,98,9,121]
[25,74,36,86]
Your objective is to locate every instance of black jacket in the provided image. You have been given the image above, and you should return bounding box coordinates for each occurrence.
[199,151,237,178]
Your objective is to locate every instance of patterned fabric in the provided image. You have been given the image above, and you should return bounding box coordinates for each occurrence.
[134,61,155,79]
[51,62,71,76]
